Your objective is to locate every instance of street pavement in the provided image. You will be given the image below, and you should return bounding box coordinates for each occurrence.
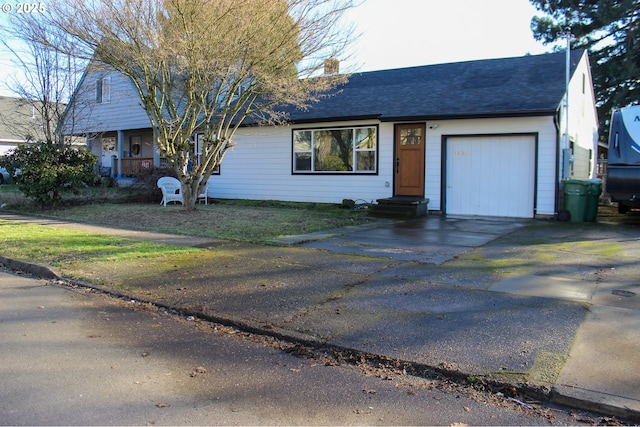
[1,211,639,421]
[0,268,609,426]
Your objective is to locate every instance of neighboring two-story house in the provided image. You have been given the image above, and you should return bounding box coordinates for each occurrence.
[63,50,599,218]
[0,96,48,156]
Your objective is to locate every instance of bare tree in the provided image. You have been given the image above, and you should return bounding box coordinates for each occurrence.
[37,0,356,209]
[1,13,86,147]
[0,16,101,208]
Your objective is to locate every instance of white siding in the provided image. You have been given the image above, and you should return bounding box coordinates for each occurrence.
[209,117,559,217]
[209,121,395,204]
[567,52,599,178]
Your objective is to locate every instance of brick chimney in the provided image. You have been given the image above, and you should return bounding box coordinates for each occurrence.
[324,58,339,75]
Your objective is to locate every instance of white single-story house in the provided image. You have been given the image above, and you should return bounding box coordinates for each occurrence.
[63,50,598,218]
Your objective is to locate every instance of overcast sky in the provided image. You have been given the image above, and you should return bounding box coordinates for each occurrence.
[341,0,553,72]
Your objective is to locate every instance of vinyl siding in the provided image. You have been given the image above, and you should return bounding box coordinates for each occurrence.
[207,116,559,216]
[209,121,395,203]
[567,52,599,178]
[64,69,150,135]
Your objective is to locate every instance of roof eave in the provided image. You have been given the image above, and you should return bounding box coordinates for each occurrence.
[223,108,563,128]
[284,114,382,125]
[379,110,558,122]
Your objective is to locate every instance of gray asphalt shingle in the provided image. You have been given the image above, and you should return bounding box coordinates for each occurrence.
[285,50,584,123]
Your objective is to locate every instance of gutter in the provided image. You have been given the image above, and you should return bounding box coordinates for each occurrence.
[278,114,382,126]
[275,110,560,126]
[379,110,557,123]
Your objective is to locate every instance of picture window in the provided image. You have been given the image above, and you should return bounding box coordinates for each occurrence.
[293,126,377,174]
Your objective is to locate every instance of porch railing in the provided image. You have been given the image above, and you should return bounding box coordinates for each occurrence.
[112,158,172,176]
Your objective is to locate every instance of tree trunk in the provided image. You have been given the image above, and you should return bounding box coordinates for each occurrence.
[180,181,198,211]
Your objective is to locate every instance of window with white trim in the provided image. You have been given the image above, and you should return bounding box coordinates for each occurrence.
[293,126,377,173]
[195,133,221,174]
[96,77,110,103]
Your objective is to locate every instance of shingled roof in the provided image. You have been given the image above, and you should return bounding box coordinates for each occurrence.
[0,96,44,143]
[285,50,585,124]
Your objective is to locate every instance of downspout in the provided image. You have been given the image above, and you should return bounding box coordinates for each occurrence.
[556,28,572,218]
[553,110,561,216]
[562,28,571,180]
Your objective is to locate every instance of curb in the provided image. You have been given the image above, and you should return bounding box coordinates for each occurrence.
[551,385,640,422]
[2,256,639,422]
[0,256,60,280]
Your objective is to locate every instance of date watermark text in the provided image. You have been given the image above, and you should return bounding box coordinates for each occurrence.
[2,3,46,13]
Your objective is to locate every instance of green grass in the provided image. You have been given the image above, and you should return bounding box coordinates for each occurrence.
[0,187,372,291]
[0,185,373,243]
[0,186,372,287]
[33,201,369,242]
[0,220,197,268]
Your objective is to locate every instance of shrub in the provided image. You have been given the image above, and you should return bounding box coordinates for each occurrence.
[0,141,98,208]
[130,165,176,192]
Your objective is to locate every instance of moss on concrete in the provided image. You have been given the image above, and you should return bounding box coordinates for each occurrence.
[527,350,568,387]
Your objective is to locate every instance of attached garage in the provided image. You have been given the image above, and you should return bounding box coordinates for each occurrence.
[444,135,536,218]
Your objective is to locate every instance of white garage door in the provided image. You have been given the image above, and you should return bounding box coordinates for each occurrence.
[446,135,535,218]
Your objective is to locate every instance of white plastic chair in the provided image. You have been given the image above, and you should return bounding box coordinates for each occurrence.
[197,178,209,205]
[157,177,183,206]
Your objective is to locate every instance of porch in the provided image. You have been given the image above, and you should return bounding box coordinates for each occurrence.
[101,157,172,177]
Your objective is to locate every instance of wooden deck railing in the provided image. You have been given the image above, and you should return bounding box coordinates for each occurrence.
[113,158,172,176]
[122,158,153,175]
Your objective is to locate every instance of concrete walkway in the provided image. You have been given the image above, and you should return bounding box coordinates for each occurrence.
[2,212,639,420]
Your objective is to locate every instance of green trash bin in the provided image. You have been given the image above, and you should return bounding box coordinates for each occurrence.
[585,179,603,222]
[563,180,589,222]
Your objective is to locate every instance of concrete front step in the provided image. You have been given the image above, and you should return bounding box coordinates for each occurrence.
[370,197,429,218]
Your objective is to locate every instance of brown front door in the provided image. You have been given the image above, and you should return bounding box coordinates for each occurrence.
[395,123,425,196]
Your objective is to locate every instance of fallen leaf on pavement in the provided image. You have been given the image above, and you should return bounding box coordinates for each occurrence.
[190,366,208,377]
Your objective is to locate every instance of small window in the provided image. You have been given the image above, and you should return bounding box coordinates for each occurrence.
[293,126,377,174]
[96,77,110,103]
[195,133,221,174]
[399,127,422,145]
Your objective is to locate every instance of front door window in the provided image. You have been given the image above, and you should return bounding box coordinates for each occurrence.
[395,124,425,196]
[400,127,423,145]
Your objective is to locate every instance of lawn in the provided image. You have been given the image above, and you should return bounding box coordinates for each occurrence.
[0,219,197,268]
[0,185,373,242]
